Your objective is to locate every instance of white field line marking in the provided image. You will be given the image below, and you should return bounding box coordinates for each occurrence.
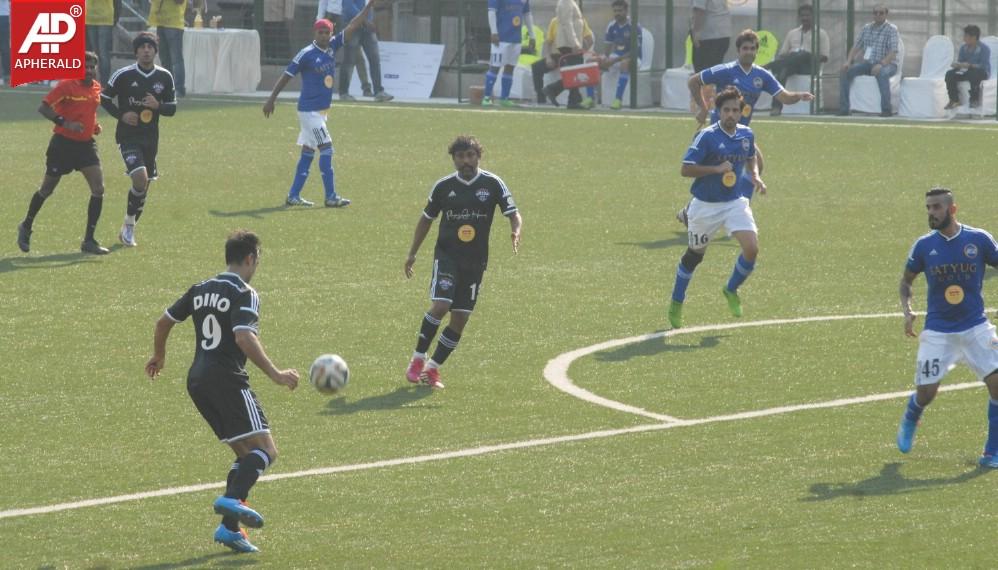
[544,312,982,422]
[0,313,985,521]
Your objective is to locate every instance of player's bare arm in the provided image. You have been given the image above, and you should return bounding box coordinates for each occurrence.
[37,101,84,133]
[234,329,300,390]
[899,269,918,337]
[342,0,376,42]
[405,215,434,279]
[681,161,731,179]
[775,89,815,105]
[747,156,766,195]
[509,211,523,254]
[263,74,293,117]
[146,314,178,379]
[687,73,707,116]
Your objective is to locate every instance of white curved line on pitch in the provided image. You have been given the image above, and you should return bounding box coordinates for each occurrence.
[542,312,980,422]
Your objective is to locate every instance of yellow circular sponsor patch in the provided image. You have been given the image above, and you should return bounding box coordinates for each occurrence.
[140,109,154,123]
[722,171,737,187]
[513,16,521,26]
[742,104,752,118]
[324,75,333,89]
[945,285,965,305]
[458,225,476,242]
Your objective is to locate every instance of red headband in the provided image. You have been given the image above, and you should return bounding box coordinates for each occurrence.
[314,19,334,32]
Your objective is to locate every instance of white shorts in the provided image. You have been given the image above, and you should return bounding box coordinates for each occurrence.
[490,42,522,68]
[686,197,757,249]
[914,321,998,385]
[297,111,333,148]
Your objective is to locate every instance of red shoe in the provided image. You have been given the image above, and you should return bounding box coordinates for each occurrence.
[422,367,445,389]
[405,357,425,383]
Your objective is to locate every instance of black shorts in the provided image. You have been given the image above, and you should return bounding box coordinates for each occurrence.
[119,141,158,179]
[187,377,270,443]
[430,255,486,313]
[45,134,100,176]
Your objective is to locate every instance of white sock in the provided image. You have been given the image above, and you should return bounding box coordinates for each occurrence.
[412,351,426,361]
[426,359,440,370]
[124,214,136,226]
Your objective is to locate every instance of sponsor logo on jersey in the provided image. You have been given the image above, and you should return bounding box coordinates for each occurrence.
[458,224,476,242]
[741,139,750,151]
[448,191,457,198]
[476,188,490,202]
[131,81,138,87]
[152,81,164,94]
[9,0,86,86]
[140,109,153,123]
[929,249,938,256]
[722,172,737,187]
[753,76,764,89]
[944,284,965,305]
[965,243,979,259]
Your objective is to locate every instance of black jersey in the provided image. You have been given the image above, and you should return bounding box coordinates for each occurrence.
[165,272,260,386]
[423,169,518,266]
[101,63,176,144]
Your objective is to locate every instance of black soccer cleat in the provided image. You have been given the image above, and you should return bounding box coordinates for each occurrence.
[80,238,110,255]
[17,222,31,253]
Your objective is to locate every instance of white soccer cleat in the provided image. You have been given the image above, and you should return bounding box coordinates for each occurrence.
[119,223,137,247]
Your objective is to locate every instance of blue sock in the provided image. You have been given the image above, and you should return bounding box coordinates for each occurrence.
[615,72,630,100]
[904,393,924,423]
[671,262,695,303]
[985,399,998,455]
[585,86,595,99]
[288,149,314,199]
[318,147,336,200]
[500,72,513,99]
[726,254,755,292]
[484,70,498,98]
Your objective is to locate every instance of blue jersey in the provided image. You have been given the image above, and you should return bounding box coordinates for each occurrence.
[489,0,530,43]
[285,37,345,112]
[683,123,755,203]
[605,20,641,58]
[906,225,998,333]
[701,61,783,125]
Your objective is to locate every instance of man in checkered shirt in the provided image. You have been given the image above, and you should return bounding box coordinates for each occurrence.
[838,3,900,117]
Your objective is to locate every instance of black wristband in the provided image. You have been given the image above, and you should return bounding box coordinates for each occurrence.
[53,115,66,126]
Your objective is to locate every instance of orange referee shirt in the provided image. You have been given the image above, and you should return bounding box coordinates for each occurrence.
[43,79,102,142]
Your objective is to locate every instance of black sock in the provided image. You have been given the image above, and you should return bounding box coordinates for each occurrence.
[24,191,48,229]
[415,312,441,354]
[126,187,146,220]
[84,195,103,241]
[430,327,462,366]
[227,449,271,502]
[222,459,241,531]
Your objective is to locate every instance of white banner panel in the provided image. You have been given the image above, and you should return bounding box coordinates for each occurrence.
[727,0,758,17]
[347,41,444,100]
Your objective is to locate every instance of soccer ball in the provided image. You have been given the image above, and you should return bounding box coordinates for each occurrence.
[309,354,349,394]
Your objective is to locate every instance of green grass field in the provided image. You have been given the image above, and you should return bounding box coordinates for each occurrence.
[2,89,998,568]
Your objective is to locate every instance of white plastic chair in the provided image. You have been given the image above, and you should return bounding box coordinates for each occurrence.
[849,36,905,114]
[955,35,998,117]
[660,63,695,110]
[783,66,823,114]
[600,27,654,108]
[899,35,954,118]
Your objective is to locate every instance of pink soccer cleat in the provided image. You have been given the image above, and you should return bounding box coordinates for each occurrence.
[422,367,445,389]
[405,357,425,384]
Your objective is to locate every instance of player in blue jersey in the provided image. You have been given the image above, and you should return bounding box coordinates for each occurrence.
[667,87,766,329]
[896,188,998,466]
[484,0,535,107]
[600,0,641,110]
[262,4,373,208]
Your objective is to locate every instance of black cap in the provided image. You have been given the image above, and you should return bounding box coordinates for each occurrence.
[133,32,159,53]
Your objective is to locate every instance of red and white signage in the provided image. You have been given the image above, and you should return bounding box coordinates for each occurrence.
[10,0,86,87]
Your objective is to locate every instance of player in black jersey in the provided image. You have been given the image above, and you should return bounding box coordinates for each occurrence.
[403,136,523,388]
[145,230,299,554]
[100,32,177,248]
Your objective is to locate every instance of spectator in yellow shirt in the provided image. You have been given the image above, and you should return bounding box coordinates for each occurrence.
[148,0,204,96]
[86,0,116,86]
[531,15,594,105]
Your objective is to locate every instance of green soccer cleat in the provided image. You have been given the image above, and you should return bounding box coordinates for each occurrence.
[668,300,683,329]
[722,288,743,318]
[580,96,594,109]
[610,98,622,110]
[498,98,516,108]
[481,96,493,107]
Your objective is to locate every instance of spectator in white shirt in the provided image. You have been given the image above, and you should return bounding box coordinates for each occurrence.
[765,4,829,115]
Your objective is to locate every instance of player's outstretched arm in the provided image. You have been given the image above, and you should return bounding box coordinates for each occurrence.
[899,270,919,338]
[146,314,177,379]
[509,211,523,254]
[263,74,293,117]
[775,89,814,106]
[405,215,434,279]
[235,330,300,390]
[342,0,375,43]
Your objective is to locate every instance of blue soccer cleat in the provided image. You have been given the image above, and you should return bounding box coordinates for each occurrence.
[896,417,918,454]
[979,454,998,469]
[214,524,259,553]
[213,496,264,529]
